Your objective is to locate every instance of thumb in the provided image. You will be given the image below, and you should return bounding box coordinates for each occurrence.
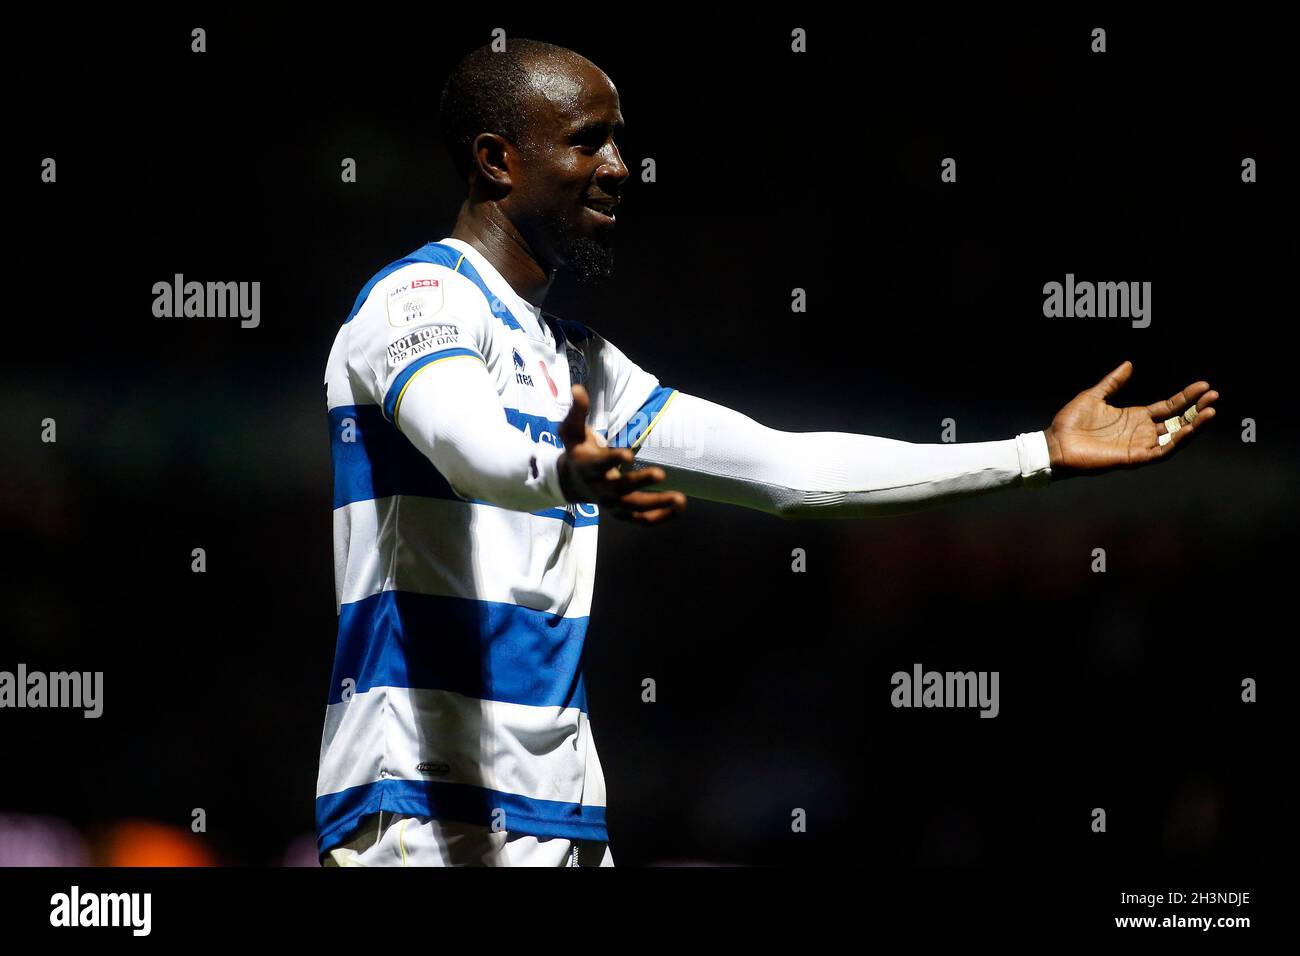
[1092,360,1133,400]
[560,384,590,448]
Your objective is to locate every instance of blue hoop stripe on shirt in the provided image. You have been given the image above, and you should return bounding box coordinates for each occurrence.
[329,589,589,711]
[316,778,608,857]
[329,404,599,527]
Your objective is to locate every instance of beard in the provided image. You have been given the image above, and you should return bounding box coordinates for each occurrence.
[565,234,616,283]
[539,207,617,283]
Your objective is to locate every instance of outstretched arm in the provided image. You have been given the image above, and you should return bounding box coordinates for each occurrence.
[629,362,1218,519]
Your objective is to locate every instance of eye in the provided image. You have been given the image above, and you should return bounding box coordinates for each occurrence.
[572,122,622,154]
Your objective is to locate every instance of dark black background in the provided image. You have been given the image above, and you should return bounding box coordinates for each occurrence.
[4,9,1290,871]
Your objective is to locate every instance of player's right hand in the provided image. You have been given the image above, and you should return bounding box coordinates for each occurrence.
[557,385,686,525]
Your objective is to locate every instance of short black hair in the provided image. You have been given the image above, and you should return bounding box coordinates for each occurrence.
[438,38,587,181]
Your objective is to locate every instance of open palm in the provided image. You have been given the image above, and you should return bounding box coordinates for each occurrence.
[1043,361,1219,478]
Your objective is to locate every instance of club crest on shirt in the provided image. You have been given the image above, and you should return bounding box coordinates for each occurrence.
[387,278,443,327]
[566,344,588,387]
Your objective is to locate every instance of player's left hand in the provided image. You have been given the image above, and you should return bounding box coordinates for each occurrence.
[557,385,688,524]
[1042,361,1219,479]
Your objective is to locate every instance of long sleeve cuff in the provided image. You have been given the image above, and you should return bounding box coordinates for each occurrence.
[1014,431,1053,487]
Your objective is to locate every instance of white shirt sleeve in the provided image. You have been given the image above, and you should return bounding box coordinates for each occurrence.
[394,356,569,512]
[585,330,662,440]
[344,261,568,512]
[632,391,1053,518]
[346,261,493,415]
[559,324,664,443]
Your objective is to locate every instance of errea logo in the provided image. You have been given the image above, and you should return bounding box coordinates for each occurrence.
[513,348,535,387]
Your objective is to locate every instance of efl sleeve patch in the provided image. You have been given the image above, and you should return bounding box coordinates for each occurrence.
[387,277,445,327]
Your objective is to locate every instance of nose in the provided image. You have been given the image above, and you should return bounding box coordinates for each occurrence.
[597,143,629,192]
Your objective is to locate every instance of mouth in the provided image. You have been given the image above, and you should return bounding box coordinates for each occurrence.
[581,198,619,223]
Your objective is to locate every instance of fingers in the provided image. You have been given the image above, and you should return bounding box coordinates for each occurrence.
[608,491,687,525]
[611,505,682,525]
[1146,381,1213,420]
[1090,360,1133,400]
[609,489,682,510]
[558,384,591,449]
[587,463,665,494]
[557,381,685,524]
[578,446,636,479]
[1151,404,1216,459]
[565,457,661,502]
[1152,388,1219,436]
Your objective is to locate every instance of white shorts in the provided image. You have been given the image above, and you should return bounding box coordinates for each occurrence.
[322,812,614,867]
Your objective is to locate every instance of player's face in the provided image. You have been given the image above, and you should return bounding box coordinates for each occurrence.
[512,61,628,281]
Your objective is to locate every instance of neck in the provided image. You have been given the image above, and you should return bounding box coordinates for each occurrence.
[450,199,553,307]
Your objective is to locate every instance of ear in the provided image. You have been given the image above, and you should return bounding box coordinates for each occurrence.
[471,132,514,189]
